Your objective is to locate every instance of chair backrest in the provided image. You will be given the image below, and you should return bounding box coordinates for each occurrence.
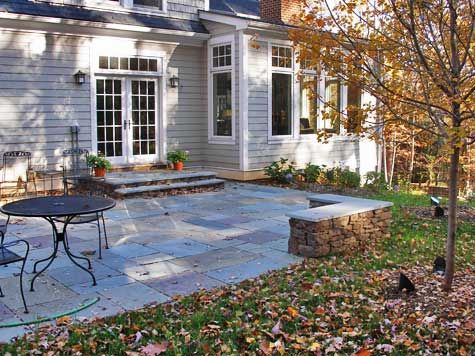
[62,148,91,179]
[2,151,32,183]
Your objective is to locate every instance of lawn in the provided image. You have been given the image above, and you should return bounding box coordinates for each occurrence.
[1,191,475,355]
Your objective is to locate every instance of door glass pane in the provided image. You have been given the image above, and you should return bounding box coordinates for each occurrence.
[131,80,157,156]
[213,72,232,137]
[272,73,292,136]
[96,79,123,157]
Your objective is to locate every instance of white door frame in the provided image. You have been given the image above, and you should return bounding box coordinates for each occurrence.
[92,74,163,166]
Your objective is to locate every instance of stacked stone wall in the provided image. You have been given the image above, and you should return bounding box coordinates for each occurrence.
[288,208,392,257]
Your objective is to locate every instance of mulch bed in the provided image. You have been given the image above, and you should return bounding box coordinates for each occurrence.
[405,206,475,222]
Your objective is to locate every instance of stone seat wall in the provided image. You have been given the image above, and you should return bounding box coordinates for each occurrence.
[287,194,393,258]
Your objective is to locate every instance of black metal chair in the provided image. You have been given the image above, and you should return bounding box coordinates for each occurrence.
[0,227,30,313]
[52,149,109,260]
[0,151,37,198]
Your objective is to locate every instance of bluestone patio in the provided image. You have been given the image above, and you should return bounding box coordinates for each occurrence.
[0,182,307,341]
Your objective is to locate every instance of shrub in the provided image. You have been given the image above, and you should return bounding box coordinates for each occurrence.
[364,171,388,191]
[264,158,296,183]
[303,163,325,183]
[337,168,361,188]
[324,167,361,188]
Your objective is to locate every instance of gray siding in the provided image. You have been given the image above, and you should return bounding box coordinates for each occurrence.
[0,30,91,170]
[168,0,206,20]
[167,45,207,165]
[247,40,378,174]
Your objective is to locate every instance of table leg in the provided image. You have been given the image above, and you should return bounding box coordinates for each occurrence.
[30,217,97,291]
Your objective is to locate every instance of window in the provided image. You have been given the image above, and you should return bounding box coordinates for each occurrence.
[272,73,292,136]
[272,46,292,68]
[300,76,317,135]
[346,82,362,133]
[209,40,234,140]
[212,72,233,137]
[133,0,162,9]
[322,78,341,133]
[212,45,232,68]
[270,45,293,137]
[99,56,159,73]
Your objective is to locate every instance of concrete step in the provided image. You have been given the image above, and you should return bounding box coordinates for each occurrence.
[113,178,226,198]
[104,171,218,189]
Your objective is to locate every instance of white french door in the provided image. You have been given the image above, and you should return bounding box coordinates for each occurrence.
[95,77,159,165]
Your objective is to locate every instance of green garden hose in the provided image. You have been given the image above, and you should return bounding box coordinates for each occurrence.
[0,297,100,328]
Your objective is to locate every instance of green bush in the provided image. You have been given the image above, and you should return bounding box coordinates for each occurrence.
[324,167,361,188]
[264,158,296,183]
[337,168,361,188]
[303,163,325,183]
[364,171,388,191]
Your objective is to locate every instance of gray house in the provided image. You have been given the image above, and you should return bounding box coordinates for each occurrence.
[0,0,380,180]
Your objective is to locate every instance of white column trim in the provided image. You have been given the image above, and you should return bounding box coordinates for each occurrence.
[239,31,249,171]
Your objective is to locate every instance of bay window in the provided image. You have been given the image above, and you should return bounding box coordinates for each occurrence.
[209,40,234,141]
[271,45,293,137]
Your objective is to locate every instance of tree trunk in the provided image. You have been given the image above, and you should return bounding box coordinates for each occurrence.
[443,146,460,291]
[409,133,415,182]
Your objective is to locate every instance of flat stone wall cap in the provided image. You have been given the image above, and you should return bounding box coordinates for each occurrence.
[288,194,393,222]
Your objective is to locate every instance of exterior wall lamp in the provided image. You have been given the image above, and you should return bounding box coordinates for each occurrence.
[169,75,180,88]
[74,70,86,85]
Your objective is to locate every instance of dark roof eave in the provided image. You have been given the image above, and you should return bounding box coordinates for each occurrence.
[0,0,209,34]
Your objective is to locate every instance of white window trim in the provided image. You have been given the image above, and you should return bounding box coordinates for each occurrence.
[82,0,167,15]
[208,34,236,144]
[268,42,299,143]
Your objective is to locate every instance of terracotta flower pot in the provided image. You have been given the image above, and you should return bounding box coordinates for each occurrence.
[173,162,184,171]
[94,167,107,177]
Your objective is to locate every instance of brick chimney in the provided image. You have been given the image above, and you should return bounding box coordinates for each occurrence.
[260,0,303,24]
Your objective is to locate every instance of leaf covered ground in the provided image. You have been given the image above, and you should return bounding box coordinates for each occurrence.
[1,191,475,355]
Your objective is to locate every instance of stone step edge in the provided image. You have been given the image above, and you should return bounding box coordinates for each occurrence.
[105,171,218,187]
[114,178,225,196]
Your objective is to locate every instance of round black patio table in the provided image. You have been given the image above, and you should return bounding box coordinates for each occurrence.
[0,196,116,291]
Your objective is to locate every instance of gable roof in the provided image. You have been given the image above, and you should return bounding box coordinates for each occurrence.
[0,0,208,34]
[209,0,259,18]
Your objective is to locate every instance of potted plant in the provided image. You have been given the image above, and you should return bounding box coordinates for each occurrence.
[167,150,189,171]
[86,154,112,177]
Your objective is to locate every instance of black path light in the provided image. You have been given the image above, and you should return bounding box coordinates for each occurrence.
[398,272,416,292]
[430,196,445,218]
[74,70,86,85]
[433,256,446,275]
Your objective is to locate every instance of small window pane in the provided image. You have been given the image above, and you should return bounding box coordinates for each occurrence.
[149,59,158,72]
[99,56,108,69]
[139,58,148,71]
[97,111,104,126]
[212,72,232,137]
[110,57,119,70]
[130,58,139,70]
[212,44,232,68]
[120,57,129,70]
[272,73,292,136]
[97,79,105,94]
